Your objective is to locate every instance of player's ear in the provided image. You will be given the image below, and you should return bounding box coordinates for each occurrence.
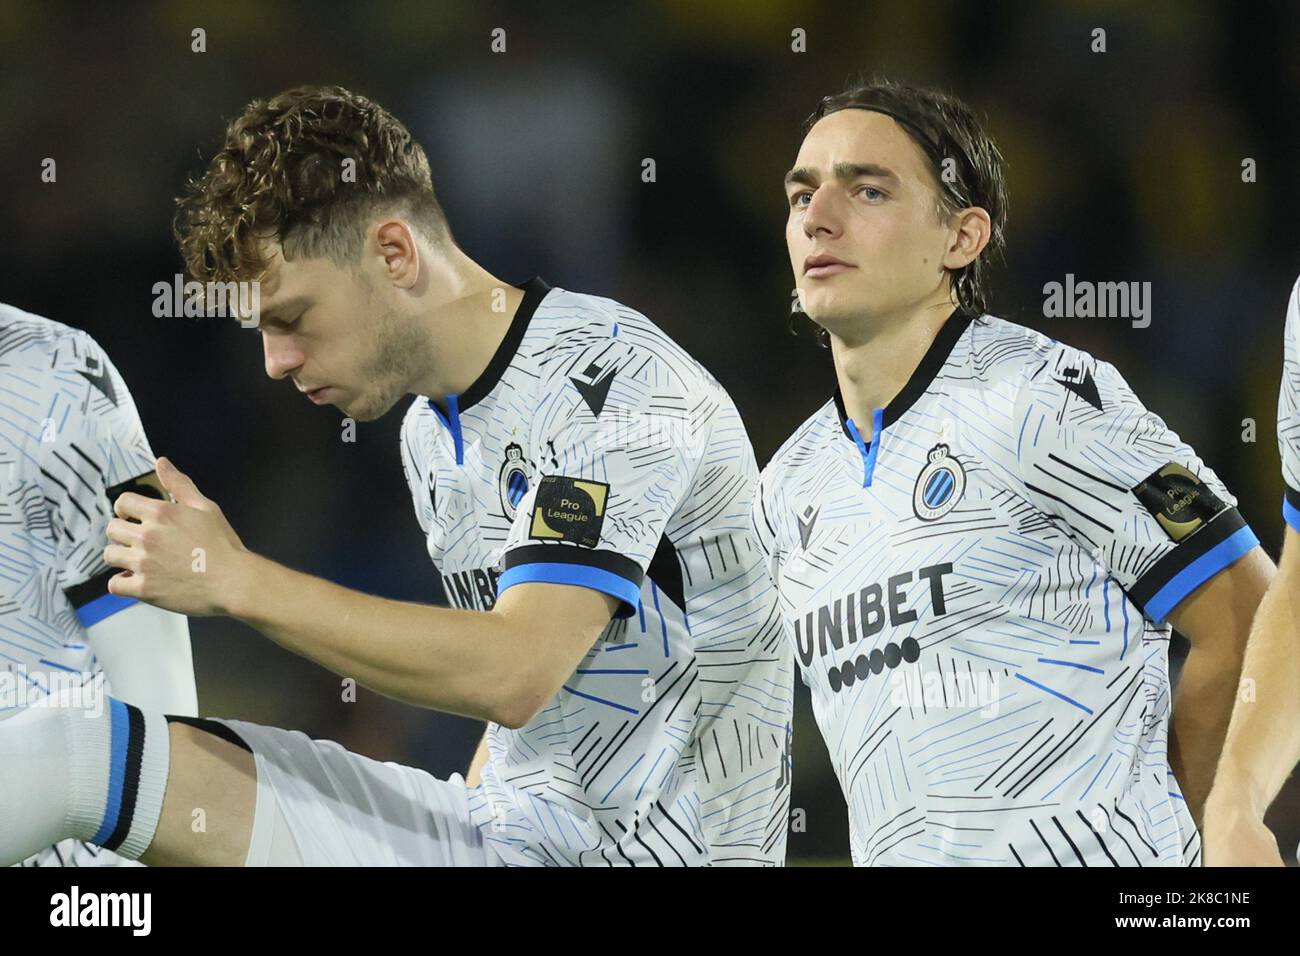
[942,206,991,271]
[373,219,420,290]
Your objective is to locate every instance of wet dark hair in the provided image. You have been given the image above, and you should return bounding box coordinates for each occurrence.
[795,77,1007,337]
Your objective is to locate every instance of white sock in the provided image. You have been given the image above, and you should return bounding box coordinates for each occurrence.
[0,697,171,865]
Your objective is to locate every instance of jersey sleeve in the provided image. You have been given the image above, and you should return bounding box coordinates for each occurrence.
[35,333,160,626]
[1015,344,1258,625]
[497,341,709,616]
[1278,276,1300,530]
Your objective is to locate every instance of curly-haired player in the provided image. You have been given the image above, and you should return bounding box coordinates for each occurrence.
[0,86,792,867]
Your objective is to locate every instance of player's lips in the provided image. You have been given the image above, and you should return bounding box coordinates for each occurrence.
[804,254,855,278]
[303,386,333,404]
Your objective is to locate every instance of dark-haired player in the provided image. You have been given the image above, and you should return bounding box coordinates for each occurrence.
[753,79,1272,866]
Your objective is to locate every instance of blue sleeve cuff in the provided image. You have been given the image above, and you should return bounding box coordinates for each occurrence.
[498,563,642,614]
[1283,487,1300,532]
[1142,524,1260,624]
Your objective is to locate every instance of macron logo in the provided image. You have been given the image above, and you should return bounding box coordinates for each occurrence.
[1052,364,1104,412]
[796,505,819,551]
[50,886,151,937]
[570,361,618,418]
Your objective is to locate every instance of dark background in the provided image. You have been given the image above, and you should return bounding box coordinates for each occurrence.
[3,0,1297,863]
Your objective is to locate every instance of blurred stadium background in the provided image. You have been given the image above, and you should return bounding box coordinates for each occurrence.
[2,0,1298,864]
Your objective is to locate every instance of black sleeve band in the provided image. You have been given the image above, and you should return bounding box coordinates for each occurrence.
[1128,506,1248,614]
[64,567,116,610]
[502,543,645,585]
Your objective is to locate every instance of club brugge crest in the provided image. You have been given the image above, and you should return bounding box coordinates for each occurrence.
[498,443,529,519]
[912,443,965,521]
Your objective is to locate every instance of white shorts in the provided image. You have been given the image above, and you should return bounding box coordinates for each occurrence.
[214,719,503,867]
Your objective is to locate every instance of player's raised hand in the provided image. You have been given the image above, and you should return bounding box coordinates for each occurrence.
[103,456,252,617]
[154,455,210,509]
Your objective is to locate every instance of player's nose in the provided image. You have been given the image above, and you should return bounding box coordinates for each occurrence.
[802,185,843,239]
[261,330,304,381]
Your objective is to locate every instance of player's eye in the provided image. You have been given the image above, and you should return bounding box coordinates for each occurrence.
[855,185,885,201]
[789,190,812,209]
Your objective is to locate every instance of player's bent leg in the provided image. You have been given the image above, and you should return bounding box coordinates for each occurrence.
[140,718,257,867]
[0,697,497,867]
[212,719,499,866]
[0,698,253,867]
[0,698,163,864]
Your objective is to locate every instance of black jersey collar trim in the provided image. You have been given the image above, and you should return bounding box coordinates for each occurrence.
[455,276,550,411]
[833,307,973,440]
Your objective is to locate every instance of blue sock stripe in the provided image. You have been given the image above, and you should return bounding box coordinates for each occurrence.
[75,593,138,628]
[90,698,129,846]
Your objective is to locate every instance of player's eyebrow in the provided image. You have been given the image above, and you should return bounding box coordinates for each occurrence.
[251,295,308,328]
[784,162,900,189]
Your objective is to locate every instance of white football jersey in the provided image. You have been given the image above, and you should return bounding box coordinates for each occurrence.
[0,303,161,867]
[755,310,1257,866]
[400,279,793,866]
[0,304,159,702]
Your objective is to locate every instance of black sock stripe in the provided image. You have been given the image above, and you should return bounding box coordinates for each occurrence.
[103,703,146,852]
[165,714,253,753]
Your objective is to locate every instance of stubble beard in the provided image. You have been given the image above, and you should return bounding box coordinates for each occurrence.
[349,306,434,422]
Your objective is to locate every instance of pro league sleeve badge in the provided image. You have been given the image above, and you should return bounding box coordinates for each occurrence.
[1132,462,1228,542]
[529,475,609,548]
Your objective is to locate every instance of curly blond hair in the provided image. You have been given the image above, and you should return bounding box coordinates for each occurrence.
[174,85,449,284]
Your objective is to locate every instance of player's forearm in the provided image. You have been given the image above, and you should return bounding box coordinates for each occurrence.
[1165,548,1274,826]
[224,552,537,725]
[1206,568,1300,817]
[1169,638,1245,824]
